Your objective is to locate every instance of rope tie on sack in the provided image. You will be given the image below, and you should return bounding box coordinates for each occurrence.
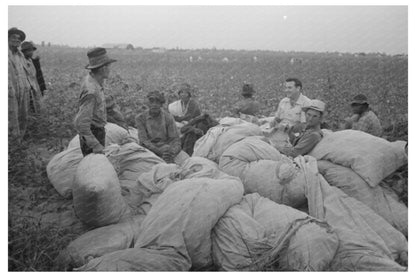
[240,217,333,271]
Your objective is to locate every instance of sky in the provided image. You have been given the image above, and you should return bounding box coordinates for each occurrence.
[8,5,408,54]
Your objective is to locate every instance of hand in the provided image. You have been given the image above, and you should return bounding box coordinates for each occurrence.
[92,144,104,154]
[159,145,171,153]
[291,123,305,134]
[194,128,204,136]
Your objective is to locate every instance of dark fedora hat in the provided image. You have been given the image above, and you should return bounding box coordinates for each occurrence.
[8,27,26,41]
[21,41,37,52]
[351,94,369,105]
[85,47,117,69]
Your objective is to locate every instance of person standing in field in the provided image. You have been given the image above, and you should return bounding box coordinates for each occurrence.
[233,83,261,117]
[8,27,31,140]
[74,47,116,156]
[21,41,47,96]
[275,99,326,158]
[343,94,382,137]
[273,78,311,133]
[20,41,43,114]
[136,90,182,163]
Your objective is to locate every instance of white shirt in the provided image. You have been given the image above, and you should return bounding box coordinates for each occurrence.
[275,93,311,127]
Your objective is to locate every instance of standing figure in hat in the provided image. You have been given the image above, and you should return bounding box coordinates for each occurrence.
[136,91,182,163]
[275,99,326,158]
[21,41,46,96]
[344,94,382,137]
[74,47,116,156]
[233,83,261,117]
[8,27,31,140]
[20,41,43,114]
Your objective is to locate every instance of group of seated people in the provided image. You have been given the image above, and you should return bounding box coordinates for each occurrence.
[106,78,383,163]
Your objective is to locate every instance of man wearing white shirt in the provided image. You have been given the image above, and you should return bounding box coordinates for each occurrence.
[273,78,311,132]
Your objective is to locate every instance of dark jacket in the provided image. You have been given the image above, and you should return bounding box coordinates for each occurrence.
[31,57,46,94]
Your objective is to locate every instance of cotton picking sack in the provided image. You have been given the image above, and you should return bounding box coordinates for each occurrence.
[57,214,145,270]
[67,123,138,149]
[49,124,139,199]
[135,157,229,216]
[76,247,191,271]
[179,156,228,179]
[302,156,408,271]
[135,176,244,270]
[78,176,244,271]
[309,130,407,188]
[212,193,339,271]
[318,160,408,236]
[105,142,164,212]
[46,147,83,198]
[193,122,262,162]
[219,137,306,207]
[219,136,288,177]
[73,154,131,227]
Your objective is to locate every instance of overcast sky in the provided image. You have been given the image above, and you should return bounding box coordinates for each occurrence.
[8,5,407,54]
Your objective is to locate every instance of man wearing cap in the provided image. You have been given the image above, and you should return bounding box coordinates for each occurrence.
[20,41,43,114]
[8,27,31,139]
[233,83,261,117]
[74,47,116,156]
[136,91,182,163]
[344,94,382,137]
[21,41,46,96]
[275,99,325,158]
[273,78,311,132]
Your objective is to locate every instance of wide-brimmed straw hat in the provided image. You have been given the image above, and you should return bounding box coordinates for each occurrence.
[21,41,37,52]
[8,27,26,41]
[350,94,369,105]
[85,47,117,69]
[302,99,326,114]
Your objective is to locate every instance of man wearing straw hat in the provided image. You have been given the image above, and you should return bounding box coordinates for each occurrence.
[275,99,326,158]
[74,47,116,156]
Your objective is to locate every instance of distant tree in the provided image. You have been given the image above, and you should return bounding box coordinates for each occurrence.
[41,41,45,47]
[126,44,134,50]
[47,42,51,47]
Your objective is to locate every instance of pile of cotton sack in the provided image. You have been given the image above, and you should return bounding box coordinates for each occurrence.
[48,119,408,271]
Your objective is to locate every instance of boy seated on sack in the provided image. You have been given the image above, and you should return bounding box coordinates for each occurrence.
[135,90,187,164]
[275,99,326,158]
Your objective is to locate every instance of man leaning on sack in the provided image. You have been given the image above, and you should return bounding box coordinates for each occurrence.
[74,47,116,156]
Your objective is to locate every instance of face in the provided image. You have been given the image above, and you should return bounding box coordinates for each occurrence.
[148,97,163,113]
[351,103,366,114]
[8,34,22,49]
[101,64,111,79]
[22,49,34,59]
[305,109,322,128]
[284,81,301,98]
[179,91,190,103]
